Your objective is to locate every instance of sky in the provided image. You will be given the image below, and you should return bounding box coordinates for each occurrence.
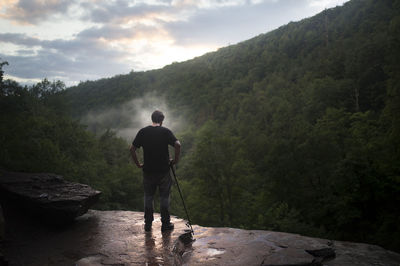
[0,0,349,87]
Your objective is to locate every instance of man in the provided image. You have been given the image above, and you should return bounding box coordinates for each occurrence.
[130,110,181,232]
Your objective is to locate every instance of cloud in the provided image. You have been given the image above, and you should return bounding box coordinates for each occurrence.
[166,0,311,46]
[0,12,183,81]
[0,31,132,85]
[0,33,42,46]
[0,0,77,25]
[307,0,347,8]
[76,24,163,41]
[79,0,174,24]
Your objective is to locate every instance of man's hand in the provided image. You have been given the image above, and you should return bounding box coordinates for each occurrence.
[130,145,143,169]
[171,140,181,166]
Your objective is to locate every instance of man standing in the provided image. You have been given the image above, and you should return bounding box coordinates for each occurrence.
[130,110,181,232]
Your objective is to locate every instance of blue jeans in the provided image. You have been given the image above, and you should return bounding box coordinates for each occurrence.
[143,171,172,225]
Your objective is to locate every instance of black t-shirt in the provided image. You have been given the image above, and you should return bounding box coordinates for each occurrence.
[132,126,177,173]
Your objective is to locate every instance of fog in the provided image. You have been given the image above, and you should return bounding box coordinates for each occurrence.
[81,93,184,141]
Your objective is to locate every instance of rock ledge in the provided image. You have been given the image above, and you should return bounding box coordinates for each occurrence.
[2,210,399,266]
[0,171,101,225]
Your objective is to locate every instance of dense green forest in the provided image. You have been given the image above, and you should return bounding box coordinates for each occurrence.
[1,0,399,252]
[0,72,144,210]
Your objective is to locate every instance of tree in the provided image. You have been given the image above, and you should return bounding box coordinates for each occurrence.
[0,60,9,95]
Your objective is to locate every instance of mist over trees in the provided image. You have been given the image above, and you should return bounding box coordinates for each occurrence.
[1,0,399,252]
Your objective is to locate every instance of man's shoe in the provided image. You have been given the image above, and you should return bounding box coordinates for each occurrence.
[144,223,152,232]
[161,223,174,232]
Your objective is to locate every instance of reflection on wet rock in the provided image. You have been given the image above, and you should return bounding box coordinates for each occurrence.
[2,210,400,265]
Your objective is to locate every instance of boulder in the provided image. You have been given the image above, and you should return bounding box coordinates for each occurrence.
[0,171,101,225]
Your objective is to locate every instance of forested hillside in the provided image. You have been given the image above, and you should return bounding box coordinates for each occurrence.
[0,74,145,211]
[1,0,399,252]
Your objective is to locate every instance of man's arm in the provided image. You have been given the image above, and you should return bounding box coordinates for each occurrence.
[171,140,181,165]
[130,145,143,168]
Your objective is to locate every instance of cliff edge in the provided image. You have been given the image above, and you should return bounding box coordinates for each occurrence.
[2,210,399,266]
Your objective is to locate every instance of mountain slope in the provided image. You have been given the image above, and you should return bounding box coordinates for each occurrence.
[66,0,398,122]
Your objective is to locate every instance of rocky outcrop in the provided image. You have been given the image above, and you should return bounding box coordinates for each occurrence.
[0,171,101,225]
[2,210,399,266]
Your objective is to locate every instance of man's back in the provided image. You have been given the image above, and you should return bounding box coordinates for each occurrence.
[132,125,177,173]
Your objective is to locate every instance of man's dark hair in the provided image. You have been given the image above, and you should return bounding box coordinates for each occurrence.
[151,110,165,123]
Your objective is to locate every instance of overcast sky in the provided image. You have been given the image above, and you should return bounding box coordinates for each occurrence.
[0,0,349,87]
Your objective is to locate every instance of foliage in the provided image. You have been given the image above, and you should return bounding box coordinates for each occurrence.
[0,70,143,211]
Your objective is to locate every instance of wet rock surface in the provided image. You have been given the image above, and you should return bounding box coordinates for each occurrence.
[3,210,190,265]
[2,210,400,266]
[0,171,101,225]
[186,227,400,266]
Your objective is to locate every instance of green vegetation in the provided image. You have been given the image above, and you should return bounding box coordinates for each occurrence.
[1,0,399,252]
[0,73,143,211]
